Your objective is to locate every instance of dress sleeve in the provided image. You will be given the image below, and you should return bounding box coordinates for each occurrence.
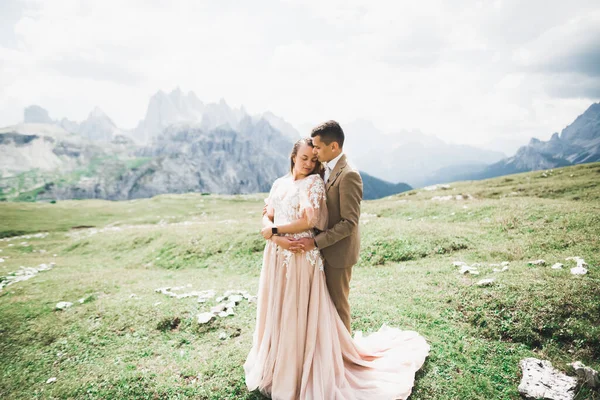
[264,178,279,219]
[300,175,328,231]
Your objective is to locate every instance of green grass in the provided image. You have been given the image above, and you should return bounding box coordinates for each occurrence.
[0,163,599,399]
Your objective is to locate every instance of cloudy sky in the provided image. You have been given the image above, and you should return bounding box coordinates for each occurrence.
[1,0,599,154]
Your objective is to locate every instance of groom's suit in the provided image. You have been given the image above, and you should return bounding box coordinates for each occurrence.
[314,154,363,332]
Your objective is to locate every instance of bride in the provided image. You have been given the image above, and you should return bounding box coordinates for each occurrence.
[244,138,430,399]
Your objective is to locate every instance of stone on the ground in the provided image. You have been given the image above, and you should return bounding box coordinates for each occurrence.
[518,358,577,400]
[570,361,599,389]
[211,303,226,314]
[501,261,510,266]
[493,266,509,273]
[197,312,215,324]
[570,266,588,275]
[1,263,55,291]
[552,263,564,269]
[228,294,244,304]
[55,302,73,310]
[476,278,495,286]
[528,259,546,266]
[46,377,57,384]
[219,332,228,340]
[459,266,479,275]
[566,256,588,268]
[453,261,467,267]
[431,195,453,201]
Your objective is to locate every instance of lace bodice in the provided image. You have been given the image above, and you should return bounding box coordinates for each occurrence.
[266,173,328,238]
[264,173,328,275]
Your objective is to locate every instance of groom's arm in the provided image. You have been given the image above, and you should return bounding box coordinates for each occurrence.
[314,170,362,250]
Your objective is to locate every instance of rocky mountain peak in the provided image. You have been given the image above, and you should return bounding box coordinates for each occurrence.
[24,105,53,124]
[89,106,110,120]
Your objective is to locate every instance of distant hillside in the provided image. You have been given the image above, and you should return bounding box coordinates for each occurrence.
[445,103,600,183]
[361,172,412,200]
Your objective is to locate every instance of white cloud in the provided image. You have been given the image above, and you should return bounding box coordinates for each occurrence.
[0,0,599,149]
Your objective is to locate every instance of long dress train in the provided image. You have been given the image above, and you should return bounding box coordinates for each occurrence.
[244,173,430,399]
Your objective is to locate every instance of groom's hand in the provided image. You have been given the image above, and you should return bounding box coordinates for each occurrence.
[292,238,316,252]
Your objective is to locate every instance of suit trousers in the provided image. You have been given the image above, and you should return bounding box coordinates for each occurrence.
[324,261,353,333]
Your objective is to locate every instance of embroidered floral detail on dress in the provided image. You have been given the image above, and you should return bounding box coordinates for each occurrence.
[269,174,327,278]
[305,249,324,271]
[307,175,326,209]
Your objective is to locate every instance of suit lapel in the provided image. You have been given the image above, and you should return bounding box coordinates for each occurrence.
[326,154,347,192]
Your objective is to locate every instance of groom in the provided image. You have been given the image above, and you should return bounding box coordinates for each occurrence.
[291,120,363,333]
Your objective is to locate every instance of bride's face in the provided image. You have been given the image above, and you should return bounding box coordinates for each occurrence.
[294,144,318,177]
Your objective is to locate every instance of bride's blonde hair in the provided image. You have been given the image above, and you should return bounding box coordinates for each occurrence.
[290,138,323,177]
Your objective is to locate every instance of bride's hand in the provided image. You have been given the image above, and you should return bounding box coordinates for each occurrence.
[261,226,273,239]
[274,237,304,252]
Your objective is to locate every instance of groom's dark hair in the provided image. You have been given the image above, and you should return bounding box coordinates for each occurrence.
[310,120,345,148]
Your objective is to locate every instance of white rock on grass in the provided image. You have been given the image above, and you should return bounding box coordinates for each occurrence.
[431,195,453,201]
[211,303,226,314]
[570,361,599,389]
[197,312,215,324]
[476,278,495,287]
[46,377,57,384]
[566,256,588,269]
[570,266,588,275]
[55,302,73,310]
[453,261,467,267]
[501,261,510,266]
[459,266,480,275]
[518,358,577,400]
[551,263,564,270]
[528,259,546,266]
[493,266,509,273]
[0,263,55,291]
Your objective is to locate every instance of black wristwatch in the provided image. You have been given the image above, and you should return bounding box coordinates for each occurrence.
[271,226,278,235]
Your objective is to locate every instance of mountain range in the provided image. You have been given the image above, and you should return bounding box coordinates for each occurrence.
[1,89,598,202]
[342,120,507,188]
[0,89,412,201]
[439,103,600,182]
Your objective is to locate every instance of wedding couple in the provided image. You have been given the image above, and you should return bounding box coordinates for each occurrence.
[244,121,430,399]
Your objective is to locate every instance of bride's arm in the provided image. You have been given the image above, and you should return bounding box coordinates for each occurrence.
[261,215,311,239]
[262,207,274,228]
[275,217,312,234]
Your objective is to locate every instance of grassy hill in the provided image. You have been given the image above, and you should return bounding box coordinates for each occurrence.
[0,162,599,399]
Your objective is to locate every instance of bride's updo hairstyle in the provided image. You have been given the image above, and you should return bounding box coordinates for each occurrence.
[290,138,323,177]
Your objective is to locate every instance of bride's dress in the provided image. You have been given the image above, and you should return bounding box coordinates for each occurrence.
[244,173,430,400]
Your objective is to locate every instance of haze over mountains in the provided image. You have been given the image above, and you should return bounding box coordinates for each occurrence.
[342,120,507,188]
[1,88,598,202]
[0,89,413,201]
[439,103,600,183]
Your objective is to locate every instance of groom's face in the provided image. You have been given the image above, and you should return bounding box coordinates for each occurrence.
[312,135,335,163]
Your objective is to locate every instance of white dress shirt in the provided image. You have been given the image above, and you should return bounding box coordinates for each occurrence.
[324,152,344,183]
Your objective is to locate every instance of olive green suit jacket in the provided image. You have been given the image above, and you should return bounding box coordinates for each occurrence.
[314,154,363,269]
